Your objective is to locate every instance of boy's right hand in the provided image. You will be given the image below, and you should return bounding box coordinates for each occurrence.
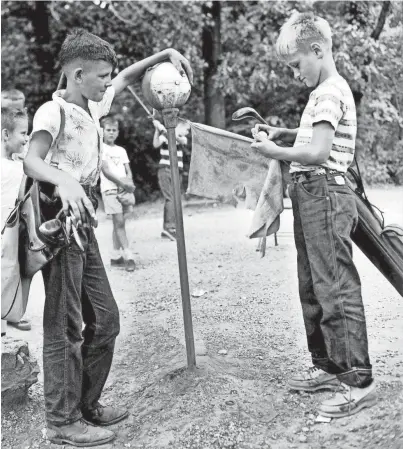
[57,179,97,228]
[120,179,136,193]
[252,124,283,141]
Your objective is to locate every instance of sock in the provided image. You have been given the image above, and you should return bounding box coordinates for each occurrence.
[111,249,122,260]
[122,248,134,261]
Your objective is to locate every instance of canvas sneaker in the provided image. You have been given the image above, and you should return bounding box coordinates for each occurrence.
[318,381,377,418]
[161,229,176,241]
[288,366,340,392]
[110,257,125,267]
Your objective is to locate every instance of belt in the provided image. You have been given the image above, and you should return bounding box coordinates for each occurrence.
[291,168,342,183]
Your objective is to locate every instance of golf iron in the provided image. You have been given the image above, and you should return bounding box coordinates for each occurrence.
[232,107,268,125]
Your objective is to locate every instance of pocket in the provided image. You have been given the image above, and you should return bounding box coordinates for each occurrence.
[299,176,328,199]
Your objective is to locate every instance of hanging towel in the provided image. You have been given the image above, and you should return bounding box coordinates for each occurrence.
[187,122,285,243]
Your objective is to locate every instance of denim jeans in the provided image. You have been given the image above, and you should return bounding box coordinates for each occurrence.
[289,173,372,387]
[157,166,182,232]
[41,225,120,426]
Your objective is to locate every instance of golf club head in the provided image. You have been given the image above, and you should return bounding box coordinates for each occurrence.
[232,107,268,125]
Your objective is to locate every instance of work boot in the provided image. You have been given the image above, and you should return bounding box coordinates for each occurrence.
[288,366,340,392]
[47,418,115,447]
[318,381,377,418]
[82,403,129,427]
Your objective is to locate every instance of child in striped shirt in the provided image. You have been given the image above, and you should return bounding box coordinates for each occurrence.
[153,119,187,240]
[251,12,375,418]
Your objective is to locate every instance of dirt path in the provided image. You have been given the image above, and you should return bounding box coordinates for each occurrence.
[2,187,403,449]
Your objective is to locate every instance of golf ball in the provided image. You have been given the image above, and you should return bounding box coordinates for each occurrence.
[257,131,268,139]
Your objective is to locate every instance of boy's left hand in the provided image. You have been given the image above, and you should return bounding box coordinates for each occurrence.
[167,49,193,85]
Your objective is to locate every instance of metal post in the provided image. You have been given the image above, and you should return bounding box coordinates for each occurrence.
[161,107,196,370]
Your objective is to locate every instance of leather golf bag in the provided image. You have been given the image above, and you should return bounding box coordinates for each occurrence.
[347,166,403,296]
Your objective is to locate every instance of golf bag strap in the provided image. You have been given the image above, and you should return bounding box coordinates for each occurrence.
[49,103,66,169]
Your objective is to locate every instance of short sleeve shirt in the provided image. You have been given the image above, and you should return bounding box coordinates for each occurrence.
[100,144,130,192]
[31,86,115,186]
[1,158,23,226]
[291,75,357,173]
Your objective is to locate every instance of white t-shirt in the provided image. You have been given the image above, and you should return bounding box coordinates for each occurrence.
[1,158,23,226]
[100,143,130,192]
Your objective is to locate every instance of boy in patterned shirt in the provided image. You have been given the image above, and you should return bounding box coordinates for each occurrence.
[251,13,375,418]
[24,29,192,447]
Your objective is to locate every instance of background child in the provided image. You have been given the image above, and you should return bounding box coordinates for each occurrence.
[1,89,26,110]
[152,119,188,240]
[1,107,31,334]
[251,12,375,418]
[100,115,136,272]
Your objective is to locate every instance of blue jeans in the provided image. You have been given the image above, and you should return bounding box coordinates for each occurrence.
[41,225,120,426]
[289,173,372,387]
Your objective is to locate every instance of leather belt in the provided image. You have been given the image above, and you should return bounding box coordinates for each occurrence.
[291,168,342,183]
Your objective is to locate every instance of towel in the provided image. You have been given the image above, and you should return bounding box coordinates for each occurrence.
[187,122,285,247]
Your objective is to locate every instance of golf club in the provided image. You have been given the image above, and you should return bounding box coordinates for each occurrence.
[127,85,155,118]
[232,107,268,125]
[232,106,278,250]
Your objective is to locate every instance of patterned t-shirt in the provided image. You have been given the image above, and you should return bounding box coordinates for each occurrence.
[31,86,115,186]
[291,75,357,173]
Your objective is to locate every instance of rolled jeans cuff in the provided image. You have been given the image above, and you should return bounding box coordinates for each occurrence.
[336,367,373,388]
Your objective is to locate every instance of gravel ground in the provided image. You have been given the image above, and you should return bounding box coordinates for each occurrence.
[2,187,403,449]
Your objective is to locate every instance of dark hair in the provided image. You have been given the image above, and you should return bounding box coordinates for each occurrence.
[1,107,28,132]
[59,28,117,69]
[1,89,25,101]
[101,115,119,128]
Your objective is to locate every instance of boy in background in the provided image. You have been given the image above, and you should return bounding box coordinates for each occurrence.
[1,89,26,110]
[1,106,31,333]
[152,119,188,240]
[100,115,136,272]
[251,12,375,418]
[24,28,192,446]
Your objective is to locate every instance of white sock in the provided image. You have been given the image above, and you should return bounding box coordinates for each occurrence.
[122,248,133,260]
[111,249,122,260]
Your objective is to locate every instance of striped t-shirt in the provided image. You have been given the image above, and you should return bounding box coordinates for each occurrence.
[291,75,357,173]
[158,135,183,170]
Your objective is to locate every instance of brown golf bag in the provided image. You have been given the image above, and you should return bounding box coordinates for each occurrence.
[347,165,403,296]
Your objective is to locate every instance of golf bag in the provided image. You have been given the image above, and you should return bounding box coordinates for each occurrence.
[347,163,403,296]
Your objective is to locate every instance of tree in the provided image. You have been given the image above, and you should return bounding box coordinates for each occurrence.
[2,1,402,188]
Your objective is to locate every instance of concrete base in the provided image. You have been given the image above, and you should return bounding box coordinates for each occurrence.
[1,336,39,409]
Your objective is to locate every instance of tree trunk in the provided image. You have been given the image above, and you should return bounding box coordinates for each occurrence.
[202,1,225,128]
[30,2,53,78]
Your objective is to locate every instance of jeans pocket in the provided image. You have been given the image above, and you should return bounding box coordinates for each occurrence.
[299,176,328,199]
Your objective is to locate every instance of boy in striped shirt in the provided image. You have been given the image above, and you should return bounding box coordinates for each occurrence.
[153,119,187,240]
[251,12,376,417]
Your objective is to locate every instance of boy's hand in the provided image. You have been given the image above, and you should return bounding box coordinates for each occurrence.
[166,49,193,85]
[252,124,283,141]
[57,179,97,228]
[120,179,136,193]
[251,134,279,157]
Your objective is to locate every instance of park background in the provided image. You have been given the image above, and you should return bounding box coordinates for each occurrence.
[1,0,402,202]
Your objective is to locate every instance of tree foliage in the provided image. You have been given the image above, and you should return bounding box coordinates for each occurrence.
[1,0,402,195]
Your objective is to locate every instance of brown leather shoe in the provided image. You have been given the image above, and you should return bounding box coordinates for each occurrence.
[47,418,115,447]
[82,403,129,427]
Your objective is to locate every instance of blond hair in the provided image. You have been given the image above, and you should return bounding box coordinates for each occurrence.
[276,12,332,59]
